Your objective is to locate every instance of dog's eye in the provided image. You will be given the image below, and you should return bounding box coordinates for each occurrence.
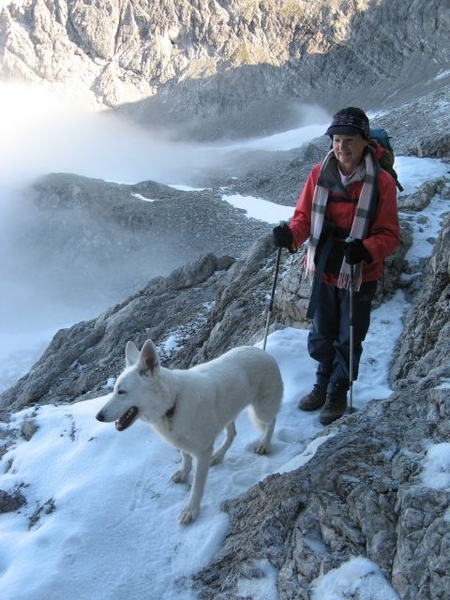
[117,389,127,395]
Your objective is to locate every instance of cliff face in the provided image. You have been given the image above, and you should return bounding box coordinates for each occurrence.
[1,0,449,138]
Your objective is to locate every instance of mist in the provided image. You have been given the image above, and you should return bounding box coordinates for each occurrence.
[0,82,216,187]
[0,82,216,325]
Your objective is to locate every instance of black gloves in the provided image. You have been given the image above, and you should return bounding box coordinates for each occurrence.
[272,227,372,263]
[343,238,373,265]
[272,222,295,251]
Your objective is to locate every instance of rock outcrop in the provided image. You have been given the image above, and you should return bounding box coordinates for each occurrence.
[194,384,450,600]
[0,234,278,414]
[1,0,449,142]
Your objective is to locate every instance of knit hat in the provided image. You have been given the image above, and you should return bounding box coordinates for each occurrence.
[325,107,370,140]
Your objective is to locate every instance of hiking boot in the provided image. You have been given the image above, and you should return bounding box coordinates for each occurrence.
[298,384,327,411]
[319,393,347,425]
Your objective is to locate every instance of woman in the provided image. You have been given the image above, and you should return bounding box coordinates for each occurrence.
[273,107,399,425]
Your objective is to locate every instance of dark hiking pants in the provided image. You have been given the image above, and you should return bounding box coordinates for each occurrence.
[308,280,378,395]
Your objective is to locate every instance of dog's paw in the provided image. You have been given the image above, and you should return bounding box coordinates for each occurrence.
[172,469,189,484]
[254,441,270,455]
[210,452,224,466]
[179,504,200,525]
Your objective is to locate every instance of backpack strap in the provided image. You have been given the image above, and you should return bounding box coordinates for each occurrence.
[369,161,380,221]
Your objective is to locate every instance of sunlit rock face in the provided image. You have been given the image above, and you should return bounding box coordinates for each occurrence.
[0,0,449,140]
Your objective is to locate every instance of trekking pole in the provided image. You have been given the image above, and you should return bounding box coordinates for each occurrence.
[263,246,282,350]
[348,261,355,413]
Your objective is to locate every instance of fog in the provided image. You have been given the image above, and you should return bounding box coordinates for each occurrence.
[1,83,217,332]
[0,82,217,187]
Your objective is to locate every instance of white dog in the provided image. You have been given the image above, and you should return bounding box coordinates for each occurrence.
[96,339,283,524]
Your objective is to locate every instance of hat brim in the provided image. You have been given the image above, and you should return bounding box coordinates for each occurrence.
[325,125,366,138]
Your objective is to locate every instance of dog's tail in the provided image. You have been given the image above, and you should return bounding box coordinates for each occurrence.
[247,378,283,430]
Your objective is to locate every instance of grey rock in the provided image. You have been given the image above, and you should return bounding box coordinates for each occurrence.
[390,213,450,386]
[194,385,450,600]
[0,252,223,412]
[0,488,26,513]
[10,172,270,308]
[20,417,39,441]
[1,0,449,145]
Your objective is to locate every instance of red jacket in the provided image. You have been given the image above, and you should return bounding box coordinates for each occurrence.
[289,145,400,285]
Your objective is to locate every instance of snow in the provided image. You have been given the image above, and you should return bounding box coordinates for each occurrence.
[421,443,450,490]
[222,193,295,223]
[1,101,450,599]
[310,557,401,600]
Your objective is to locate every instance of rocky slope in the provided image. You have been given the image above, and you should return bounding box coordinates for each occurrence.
[1,0,449,141]
[3,172,271,313]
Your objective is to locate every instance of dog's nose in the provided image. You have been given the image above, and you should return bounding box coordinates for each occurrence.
[95,411,105,422]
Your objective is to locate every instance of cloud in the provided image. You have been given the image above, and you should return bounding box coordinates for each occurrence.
[0,81,208,187]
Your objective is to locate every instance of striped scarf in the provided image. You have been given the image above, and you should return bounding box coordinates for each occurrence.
[304,149,376,291]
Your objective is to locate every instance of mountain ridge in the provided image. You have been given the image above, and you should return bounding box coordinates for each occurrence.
[1,0,449,140]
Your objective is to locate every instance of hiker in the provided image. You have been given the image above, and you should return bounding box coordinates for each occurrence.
[273,107,400,425]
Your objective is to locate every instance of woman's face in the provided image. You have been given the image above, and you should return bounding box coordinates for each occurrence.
[332,134,368,175]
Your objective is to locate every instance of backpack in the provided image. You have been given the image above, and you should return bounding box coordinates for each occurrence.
[370,128,404,191]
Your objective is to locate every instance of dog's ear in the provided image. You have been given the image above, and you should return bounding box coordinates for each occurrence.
[125,341,140,367]
[139,339,160,375]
